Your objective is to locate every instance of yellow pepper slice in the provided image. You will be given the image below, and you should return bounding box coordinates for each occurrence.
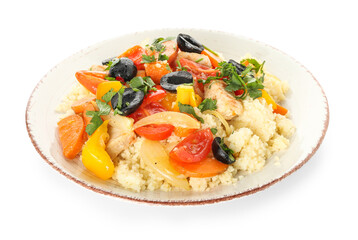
[96,81,123,101]
[82,120,114,180]
[260,89,277,110]
[174,85,201,111]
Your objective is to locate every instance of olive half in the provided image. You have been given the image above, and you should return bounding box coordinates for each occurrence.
[177,33,204,54]
[101,57,115,66]
[228,59,246,75]
[160,71,193,92]
[212,137,236,164]
[108,57,137,82]
[111,88,144,116]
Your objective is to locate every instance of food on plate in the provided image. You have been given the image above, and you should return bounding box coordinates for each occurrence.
[55,33,295,192]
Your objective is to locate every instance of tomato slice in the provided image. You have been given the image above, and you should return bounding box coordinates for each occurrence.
[119,45,145,70]
[170,157,228,178]
[169,128,213,163]
[179,58,219,80]
[128,102,167,122]
[135,124,174,141]
[142,85,167,106]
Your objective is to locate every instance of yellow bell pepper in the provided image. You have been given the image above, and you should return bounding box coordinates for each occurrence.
[173,85,202,111]
[260,90,288,115]
[81,120,114,180]
[96,81,123,101]
[260,89,277,110]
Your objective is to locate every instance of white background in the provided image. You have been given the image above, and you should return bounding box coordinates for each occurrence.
[1,0,357,239]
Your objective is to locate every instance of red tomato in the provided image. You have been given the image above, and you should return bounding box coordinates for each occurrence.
[170,157,228,178]
[234,89,244,96]
[135,124,174,141]
[119,45,145,70]
[142,85,167,106]
[169,128,213,163]
[128,102,167,122]
[179,58,219,80]
[75,70,107,94]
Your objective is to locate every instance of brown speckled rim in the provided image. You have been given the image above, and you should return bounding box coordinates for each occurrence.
[25,29,329,206]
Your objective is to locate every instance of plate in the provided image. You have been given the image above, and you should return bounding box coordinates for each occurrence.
[26,29,329,205]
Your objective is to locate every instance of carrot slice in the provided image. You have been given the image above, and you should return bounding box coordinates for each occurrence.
[273,105,288,115]
[75,70,107,94]
[169,157,228,178]
[144,62,171,84]
[201,49,222,68]
[57,115,85,159]
[174,127,196,137]
[136,70,146,78]
[71,96,96,114]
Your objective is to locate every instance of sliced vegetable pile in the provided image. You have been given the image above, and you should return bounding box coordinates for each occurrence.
[57,33,288,188]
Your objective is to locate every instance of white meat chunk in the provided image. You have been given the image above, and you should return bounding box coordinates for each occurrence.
[176,52,212,68]
[103,113,136,160]
[204,81,243,120]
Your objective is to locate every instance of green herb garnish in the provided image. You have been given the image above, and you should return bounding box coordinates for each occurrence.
[176,60,187,71]
[198,98,217,112]
[104,76,117,81]
[158,53,169,61]
[203,45,219,56]
[129,76,156,95]
[218,137,235,162]
[195,58,204,63]
[178,102,204,123]
[85,98,113,135]
[104,58,120,70]
[141,54,156,63]
[210,128,218,135]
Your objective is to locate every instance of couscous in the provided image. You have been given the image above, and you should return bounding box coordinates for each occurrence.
[56,33,295,192]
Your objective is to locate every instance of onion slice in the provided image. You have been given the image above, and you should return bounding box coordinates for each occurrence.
[203,110,232,136]
[140,139,190,190]
[133,111,200,130]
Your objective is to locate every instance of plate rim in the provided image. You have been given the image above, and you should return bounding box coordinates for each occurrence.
[25,28,330,205]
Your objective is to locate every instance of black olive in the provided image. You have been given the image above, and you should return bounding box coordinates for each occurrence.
[160,71,193,92]
[228,59,246,75]
[108,58,137,82]
[177,33,204,54]
[212,137,236,164]
[101,57,116,66]
[111,88,144,116]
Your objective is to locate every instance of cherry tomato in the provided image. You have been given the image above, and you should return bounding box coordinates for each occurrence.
[128,102,167,122]
[135,124,174,141]
[169,157,228,178]
[169,128,213,163]
[234,89,244,96]
[160,92,177,111]
[119,45,145,70]
[142,85,167,106]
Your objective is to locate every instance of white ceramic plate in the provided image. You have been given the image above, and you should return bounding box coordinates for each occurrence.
[26,29,329,205]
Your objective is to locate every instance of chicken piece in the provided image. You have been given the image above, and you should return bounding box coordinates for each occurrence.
[102,113,136,160]
[89,65,108,72]
[204,81,243,120]
[176,52,212,68]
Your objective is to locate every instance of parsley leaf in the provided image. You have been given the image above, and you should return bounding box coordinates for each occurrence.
[198,98,217,112]
[96,99,111,116]
[101,88,116,103]
[176,60,187,71]
[141,54,156,63]
[218,138,235,162]
[178,102,204,123]
[85,114,103,136]
[104,58,120,70]
[158,53,169,61]
[129,76,156,95]
[104,76,116,81]
[240,58,265,73]
[210,128,218,135]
